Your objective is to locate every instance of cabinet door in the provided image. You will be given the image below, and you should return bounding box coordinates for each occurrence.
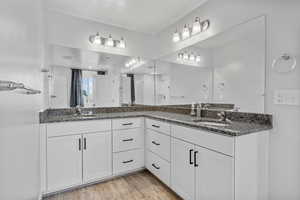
[195,147,234,200]
[171,138,195,200]
[47,135,82,192]
[83,131,112,183]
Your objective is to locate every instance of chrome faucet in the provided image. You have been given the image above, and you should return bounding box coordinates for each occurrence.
[74,105,82,115]
[196,103,203,118]
[217,111,232,123]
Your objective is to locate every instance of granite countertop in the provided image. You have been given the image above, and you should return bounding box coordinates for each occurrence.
[40,111,272,137]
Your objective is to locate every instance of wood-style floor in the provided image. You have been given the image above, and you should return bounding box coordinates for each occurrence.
[44,170,182,200]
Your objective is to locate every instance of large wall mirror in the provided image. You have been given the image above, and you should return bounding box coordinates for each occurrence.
[47,45,155,108]
[155,16,266,113]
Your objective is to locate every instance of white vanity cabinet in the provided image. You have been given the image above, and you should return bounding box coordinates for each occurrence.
[47,134,83,192]
[82,132,112,183]
[44,120,112,193]
[112,118,144,175]
[41,116,269,200]
[145,118,171,186]
[170,124,269,200]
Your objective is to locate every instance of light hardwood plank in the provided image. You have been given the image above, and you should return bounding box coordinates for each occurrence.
[44,171,182,200]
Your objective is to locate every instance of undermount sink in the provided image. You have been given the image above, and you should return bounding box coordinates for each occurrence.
[193,118,230,127]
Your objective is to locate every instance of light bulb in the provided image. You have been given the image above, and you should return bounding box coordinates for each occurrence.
[182,24,190,40]
[125,63,130,68]
[196,55,201,62]
[118,37,126,48]
[173,30,180,42]
[202,20,210,31]
[177,53,183,60]
[192,17,201,35]
[106,34,114,47]
[183,52,189,60]
[93,32,101,44]
[190,52,195,61]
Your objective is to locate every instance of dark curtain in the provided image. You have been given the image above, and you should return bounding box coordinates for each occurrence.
[127,74,135,105]
[70,69,84,107]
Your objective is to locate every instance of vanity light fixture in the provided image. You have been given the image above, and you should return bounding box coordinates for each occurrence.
[173,29,180,43]
[106,34,114,47]
[182,24,190,40]
[192,17,201,35]
[189,52,195,61]
[118,37,126,48]
[89,33,126,49]
[196,55,201,62]
[183,52,189,60]
[172,18,210,43]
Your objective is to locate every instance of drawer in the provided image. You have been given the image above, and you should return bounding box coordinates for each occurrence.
[146,129,170,161]
[113,128,144,152]
[47,120,111,137]
[146,150,170,186]
[113,149,144,175]
[171,125,234,156]
[112,118,142,130]
[146,118,170,135]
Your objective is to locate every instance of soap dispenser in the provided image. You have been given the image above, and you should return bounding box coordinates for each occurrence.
[190,102,196,116]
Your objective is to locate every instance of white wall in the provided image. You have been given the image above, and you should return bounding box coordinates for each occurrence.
[157,1,300,199]
[0,0,43,199]
[46,11,157,59]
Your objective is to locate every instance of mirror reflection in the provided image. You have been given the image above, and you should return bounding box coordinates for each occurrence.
[156,16,266,113]
[47,45,155,108]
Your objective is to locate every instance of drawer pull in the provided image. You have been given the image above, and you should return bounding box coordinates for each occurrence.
[122,159,134,164]
[122,138,134,142]
[194,151,199,167]
[189,149,194,165]
[122,123,133,126]
[152,124,160,128]
[152,141,160,146]
[83,137,87,150]
[78,138,82,151]
[152,163,160,170]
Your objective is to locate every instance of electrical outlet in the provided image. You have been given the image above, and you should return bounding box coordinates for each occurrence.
[274,89,300,105]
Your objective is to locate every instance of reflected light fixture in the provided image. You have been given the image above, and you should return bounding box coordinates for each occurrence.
[106,34,114,47]
[173,29,180,42]
[125,57,142,68]
[182,24,190,40]
[192,17,201,35]
[189,52,195,61]
[177,51,201,64]
[183,52,189,60]
[118,37,126,48]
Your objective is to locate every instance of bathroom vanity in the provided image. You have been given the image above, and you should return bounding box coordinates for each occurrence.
[40,110,272,200]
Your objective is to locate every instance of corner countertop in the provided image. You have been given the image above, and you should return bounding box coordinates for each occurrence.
[40,111,272,137]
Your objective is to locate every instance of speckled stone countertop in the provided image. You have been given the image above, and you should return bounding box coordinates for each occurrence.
[40,111,272,137]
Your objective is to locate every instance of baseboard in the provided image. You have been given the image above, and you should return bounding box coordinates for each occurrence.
[43,168,145,198]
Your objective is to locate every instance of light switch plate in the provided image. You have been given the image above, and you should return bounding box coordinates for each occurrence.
[274,89,300,105]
